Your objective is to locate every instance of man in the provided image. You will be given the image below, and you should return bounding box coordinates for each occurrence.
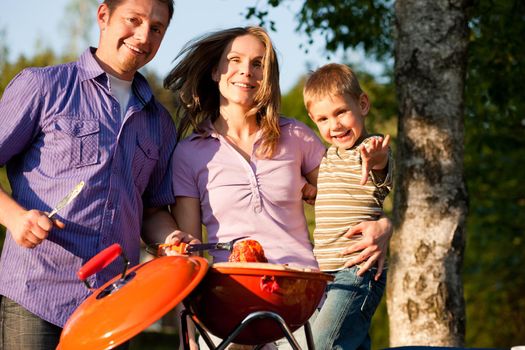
[0,0,176,348]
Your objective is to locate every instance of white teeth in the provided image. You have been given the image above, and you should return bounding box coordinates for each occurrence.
[332,132,350,139]
[233,82,252,88]
[124,43,145,54]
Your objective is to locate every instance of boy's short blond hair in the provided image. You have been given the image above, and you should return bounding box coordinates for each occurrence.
[303,63,363,110]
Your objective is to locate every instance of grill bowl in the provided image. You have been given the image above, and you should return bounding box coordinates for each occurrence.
[186,262,333,345]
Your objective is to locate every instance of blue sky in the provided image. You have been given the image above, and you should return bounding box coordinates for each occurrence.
[0,0,382,93]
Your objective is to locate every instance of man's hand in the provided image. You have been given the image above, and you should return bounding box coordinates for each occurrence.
[343,216,393,280]
[10,209,65,248]
[161,230,202,256]
[360,134,391,185]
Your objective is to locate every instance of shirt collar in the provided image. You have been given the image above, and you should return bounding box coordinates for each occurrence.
[77,47,153,106]
[77,48,106,82]
[188,116,292,141]
[334,135,376,159]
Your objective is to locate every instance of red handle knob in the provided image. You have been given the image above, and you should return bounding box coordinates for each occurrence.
[77,244,122,281]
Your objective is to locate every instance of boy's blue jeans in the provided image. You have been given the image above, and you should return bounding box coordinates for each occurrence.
[312,266,386,350]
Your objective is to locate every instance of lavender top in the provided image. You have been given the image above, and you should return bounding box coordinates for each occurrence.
[172,117,325,269]
[0,48,177,326]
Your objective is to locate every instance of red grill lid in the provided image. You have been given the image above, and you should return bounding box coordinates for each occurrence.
[58,255,208,350]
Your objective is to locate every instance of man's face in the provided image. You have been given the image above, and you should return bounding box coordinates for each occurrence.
[96,0,170,80]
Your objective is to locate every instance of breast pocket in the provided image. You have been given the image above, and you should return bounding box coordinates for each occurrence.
[54,118,100,167]
[132,134,160,193]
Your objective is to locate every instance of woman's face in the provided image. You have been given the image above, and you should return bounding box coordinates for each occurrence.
[213,34,265,111]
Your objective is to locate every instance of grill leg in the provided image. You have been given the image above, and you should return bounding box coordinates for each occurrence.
[219,311,302,350]
[180,308,190,350]
[304,321,315,350]
[183,310,218,350]
[182,310,312,350]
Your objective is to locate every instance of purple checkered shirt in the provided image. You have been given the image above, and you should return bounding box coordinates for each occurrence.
[0,48,177,326]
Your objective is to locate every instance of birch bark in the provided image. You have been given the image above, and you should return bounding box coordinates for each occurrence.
[388,0,469,345]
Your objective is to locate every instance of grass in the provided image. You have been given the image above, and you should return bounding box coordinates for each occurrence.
[0,168,9,190]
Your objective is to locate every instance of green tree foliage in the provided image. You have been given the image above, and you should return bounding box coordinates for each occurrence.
[62,0,99,58]
[142,69,178,119]
[0,169,8,252]
[249,0,525,347]
[462,0,525,345]
[0,48,61,96]
[280,76,311,126]
[0,29,8,76]
[246,0,394,59]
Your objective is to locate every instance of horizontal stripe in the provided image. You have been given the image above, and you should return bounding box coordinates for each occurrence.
[314,142,392,271]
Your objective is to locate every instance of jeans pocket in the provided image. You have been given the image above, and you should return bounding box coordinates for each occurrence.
[360,269,386,320]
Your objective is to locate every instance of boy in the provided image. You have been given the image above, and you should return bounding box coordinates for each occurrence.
[304,63,393,350]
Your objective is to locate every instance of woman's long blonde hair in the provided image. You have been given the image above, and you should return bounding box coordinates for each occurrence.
[164,26,281,158]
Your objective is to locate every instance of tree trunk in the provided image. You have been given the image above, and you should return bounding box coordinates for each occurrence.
[388,0,469,346]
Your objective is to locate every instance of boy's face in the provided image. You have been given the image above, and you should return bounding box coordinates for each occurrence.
[96,0,170,80]
[308,93,370,149]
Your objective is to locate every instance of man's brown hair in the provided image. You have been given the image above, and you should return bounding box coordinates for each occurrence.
[103,0,174,23]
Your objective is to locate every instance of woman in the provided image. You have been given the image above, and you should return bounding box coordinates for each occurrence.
[164,26,323,270]
[150,26,392,349]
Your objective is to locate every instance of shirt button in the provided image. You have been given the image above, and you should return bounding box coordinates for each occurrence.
[107,201,113,210]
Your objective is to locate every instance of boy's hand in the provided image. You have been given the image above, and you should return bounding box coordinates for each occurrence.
[10,209,65,248]
[301,182,317,205]
[360,134,391,185]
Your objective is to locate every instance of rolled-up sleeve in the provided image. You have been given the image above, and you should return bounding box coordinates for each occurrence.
[295,121,326,176]
[172,139,200,199]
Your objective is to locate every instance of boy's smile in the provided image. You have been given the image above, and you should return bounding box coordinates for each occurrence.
[308,93,370,149]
